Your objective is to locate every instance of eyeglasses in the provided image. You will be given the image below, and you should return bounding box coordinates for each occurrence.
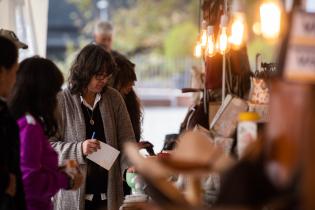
[95,72,112,80]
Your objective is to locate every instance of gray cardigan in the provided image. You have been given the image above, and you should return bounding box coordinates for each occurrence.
[49,87,135,210]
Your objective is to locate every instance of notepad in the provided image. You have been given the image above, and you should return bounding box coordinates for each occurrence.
[87,142,120,170]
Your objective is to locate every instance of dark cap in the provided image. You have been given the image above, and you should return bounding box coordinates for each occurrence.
[0,29,28,49]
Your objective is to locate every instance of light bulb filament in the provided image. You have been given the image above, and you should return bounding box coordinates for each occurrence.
[194,42,202,58]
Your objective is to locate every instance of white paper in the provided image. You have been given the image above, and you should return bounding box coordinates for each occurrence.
[87,142,120,170]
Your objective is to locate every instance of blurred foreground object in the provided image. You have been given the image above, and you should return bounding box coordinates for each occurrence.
[124,130,235,208]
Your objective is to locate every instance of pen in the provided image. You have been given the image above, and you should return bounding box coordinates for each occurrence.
[91,131,95,139]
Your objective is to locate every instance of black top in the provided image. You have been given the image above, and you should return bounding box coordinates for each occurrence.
[0,99,26,210]
[81,103,108,195]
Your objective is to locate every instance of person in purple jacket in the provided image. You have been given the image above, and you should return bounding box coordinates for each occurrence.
[9,56,83,210]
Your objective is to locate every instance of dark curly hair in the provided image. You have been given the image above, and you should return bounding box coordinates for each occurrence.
[111,52,137,88]
[68,44,117,94]
[111,53,143,141]
[9,56,64,137]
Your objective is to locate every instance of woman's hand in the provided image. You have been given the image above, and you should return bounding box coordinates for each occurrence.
[69,172,83,190]
[61,160,83,190]
[82,139,101,155]
[5,173,16,197]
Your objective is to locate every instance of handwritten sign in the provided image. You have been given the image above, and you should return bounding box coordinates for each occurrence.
[284,11,315,82]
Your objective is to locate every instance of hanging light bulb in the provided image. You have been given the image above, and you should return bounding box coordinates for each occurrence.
[206,26,216,57]
[229,0,247,49]
[200,20,208,48]
[260,0,282,39]
[194,41,202,58]
[216,14,230,55]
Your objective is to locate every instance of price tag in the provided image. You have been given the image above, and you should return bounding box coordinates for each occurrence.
[284,11,315,82]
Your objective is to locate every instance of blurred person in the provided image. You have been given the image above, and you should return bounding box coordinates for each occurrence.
[111,53,143,142]
[110,53,153,196]
[93,20,125,60]
[110,54,155,155]
[0,34,26,210]
[49,44,136,210]
[9,57,83,210]
[94,20,113,51]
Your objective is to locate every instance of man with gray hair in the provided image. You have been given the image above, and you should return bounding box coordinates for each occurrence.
[94,20,113,51]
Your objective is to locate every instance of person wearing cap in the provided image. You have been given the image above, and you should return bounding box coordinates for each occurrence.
[0,35,26,210]
[0,29,28,49]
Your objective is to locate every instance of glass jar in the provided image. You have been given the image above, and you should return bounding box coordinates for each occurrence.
[237,112,260,158]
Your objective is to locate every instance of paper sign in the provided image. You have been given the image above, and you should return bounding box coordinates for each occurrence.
[284,11,315,83]
[210,95,248,138]
[87,142,120,170]
[290,11,315,46]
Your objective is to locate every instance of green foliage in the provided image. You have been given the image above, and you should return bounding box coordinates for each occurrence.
[56,0,285,87]
[164,22,198,60]
[113,0,198,55]
[65,0,198,56]
[54,37,91,80]
[67,0,94,19]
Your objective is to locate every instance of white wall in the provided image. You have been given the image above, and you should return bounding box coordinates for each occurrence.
[0,0,16,30]
[0,0,49,58]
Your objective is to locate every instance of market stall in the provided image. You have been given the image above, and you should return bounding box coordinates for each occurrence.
[120,0,315,210]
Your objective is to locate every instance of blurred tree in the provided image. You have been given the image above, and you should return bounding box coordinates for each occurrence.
[164,22,198,60]
[66,0,199,56]
[58,0,199,82]
[56,0,283,88]
[112,0,198,55]
[67,0,95,20]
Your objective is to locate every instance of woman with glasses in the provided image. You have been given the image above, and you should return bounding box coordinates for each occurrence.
[49,44,135,210]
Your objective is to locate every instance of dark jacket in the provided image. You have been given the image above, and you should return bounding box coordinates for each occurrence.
[0,99,26,210]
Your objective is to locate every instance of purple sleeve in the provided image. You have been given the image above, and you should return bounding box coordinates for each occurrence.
[20,123,69,198]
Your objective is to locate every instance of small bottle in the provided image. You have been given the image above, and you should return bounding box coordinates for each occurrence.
[237,112,260,158]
